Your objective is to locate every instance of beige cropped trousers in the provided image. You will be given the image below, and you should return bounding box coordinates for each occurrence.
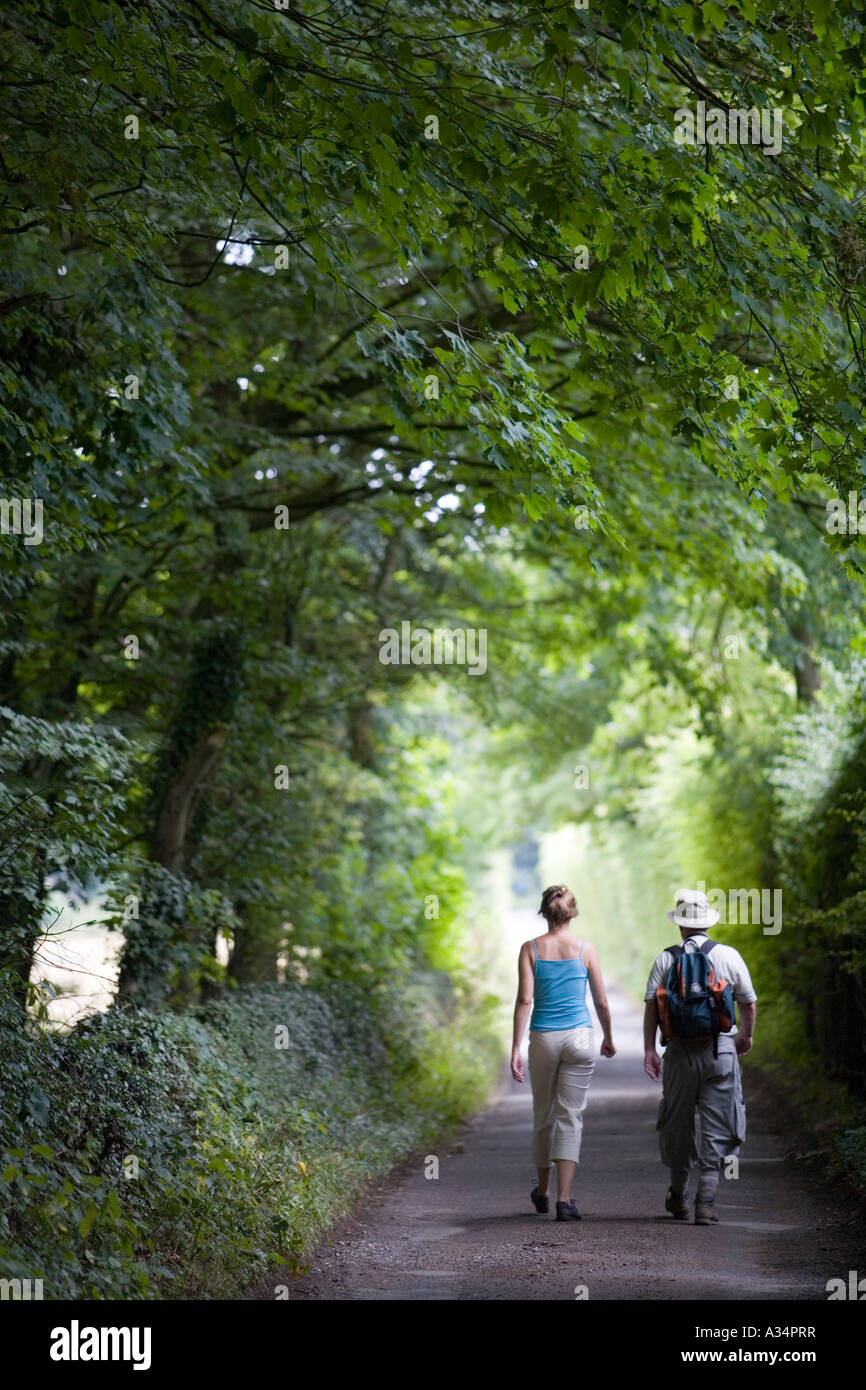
[528,1026,595,1165]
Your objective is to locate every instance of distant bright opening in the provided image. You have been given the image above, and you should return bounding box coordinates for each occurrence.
[218,239,255,267]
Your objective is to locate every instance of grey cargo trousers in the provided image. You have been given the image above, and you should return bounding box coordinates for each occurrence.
[657,1034,747,1205]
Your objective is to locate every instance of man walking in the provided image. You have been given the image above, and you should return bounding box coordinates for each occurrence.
[643,889,757,1226]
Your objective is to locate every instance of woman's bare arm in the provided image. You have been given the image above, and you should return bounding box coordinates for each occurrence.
[510,942,535,1081]
[584,941,616,1057]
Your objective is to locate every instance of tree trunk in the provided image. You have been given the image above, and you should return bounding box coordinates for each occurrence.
[228,907,281,984]
[117,624,243,1004]
[0,875,44,1012]
[348,702,375,767]
[792,625,821,703]
[152,729,227,874]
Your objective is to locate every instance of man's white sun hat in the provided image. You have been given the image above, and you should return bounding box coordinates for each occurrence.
[666,888,720,928]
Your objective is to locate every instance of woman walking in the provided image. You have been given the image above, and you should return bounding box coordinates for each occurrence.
[511,884,616,1220]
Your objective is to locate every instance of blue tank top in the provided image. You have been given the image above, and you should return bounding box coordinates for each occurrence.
[529,938,592,1031]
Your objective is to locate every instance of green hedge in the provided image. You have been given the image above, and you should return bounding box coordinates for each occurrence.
[0,973,501,1299]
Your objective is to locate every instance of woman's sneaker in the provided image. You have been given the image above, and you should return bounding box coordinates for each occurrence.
[665,1187,689,1221]
[556,1200,582,1221]
[530,1185,549,1214]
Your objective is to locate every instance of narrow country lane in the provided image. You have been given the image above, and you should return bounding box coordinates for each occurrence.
[282,914,857,1301]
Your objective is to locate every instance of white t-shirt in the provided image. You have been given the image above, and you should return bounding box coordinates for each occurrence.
[644,932,757,1035]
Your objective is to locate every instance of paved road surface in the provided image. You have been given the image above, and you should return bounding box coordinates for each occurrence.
[282,924,856,1301]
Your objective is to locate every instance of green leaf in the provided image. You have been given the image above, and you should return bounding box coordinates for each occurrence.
[79,1201,98,1239]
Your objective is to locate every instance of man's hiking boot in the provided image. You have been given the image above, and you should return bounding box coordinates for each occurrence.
[665,1187,689,1221]
[694,1202,719,1225]
[530,1185,549,1214]
[556,1200,582,1221]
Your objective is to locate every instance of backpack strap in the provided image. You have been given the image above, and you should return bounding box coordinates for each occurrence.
[700,940,721,1054]
[666,944,685,1001]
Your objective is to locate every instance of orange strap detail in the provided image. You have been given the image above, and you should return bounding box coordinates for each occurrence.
[710,975,733,1031]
